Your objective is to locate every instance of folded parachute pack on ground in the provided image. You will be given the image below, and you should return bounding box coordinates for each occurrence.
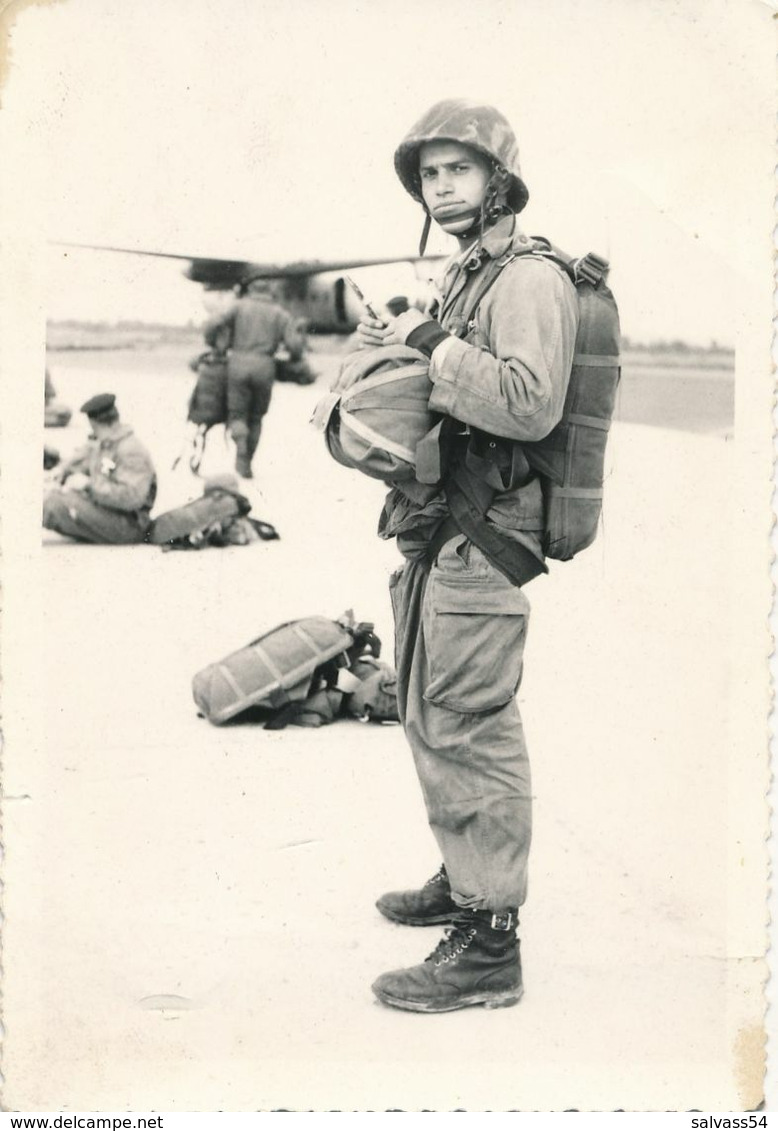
[147,474,279,551]
[192,611,399,729]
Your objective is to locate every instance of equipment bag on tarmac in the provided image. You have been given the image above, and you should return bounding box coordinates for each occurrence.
[343,656,400,723]
[312,344,436,483]
[263,656,400,729]
[192,612,387,727]
[148,479,252,548]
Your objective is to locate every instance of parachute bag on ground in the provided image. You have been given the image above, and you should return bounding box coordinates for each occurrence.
[313,344,437,482]
[344,657,400,723]
[147,488,249,546]
[192,615,377,725]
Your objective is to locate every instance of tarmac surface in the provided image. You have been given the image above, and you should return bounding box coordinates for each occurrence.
[1,344,767,1111]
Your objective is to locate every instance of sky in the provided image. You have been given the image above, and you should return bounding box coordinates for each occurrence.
[0,0,774,345]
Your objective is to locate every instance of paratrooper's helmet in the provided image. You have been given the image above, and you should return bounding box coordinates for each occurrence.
[394,99,529,215]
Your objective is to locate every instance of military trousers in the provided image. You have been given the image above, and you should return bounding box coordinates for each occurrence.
[390,534,533,912]
[226,352,276,473]
[43,489,150,544]
[226,352,275,428]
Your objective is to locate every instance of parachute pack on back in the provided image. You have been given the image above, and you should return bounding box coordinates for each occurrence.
[440,242,622,571]
[531,250,620,559]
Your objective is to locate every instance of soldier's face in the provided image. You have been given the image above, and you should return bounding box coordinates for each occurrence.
[419,141,492,236]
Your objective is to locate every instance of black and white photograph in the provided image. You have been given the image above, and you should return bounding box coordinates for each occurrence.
[0,0,773,1114]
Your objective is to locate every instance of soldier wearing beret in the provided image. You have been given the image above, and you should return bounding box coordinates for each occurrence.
[43,393,157,544]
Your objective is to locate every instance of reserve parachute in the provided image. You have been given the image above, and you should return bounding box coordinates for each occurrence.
[312,345,434,482]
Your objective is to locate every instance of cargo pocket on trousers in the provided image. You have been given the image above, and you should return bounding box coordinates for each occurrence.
[422,544,530,714]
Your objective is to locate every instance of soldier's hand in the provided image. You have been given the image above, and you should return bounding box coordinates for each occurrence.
[355,315,389,349]
[391,308,432,343]
[66,472,90,491]
[356,309,430,349]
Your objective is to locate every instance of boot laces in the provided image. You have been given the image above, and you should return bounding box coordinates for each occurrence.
[427,924,477,967]
[423,866,447,888]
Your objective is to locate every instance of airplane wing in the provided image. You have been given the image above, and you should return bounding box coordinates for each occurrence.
[50,240,446,332]
[51,241,438,289]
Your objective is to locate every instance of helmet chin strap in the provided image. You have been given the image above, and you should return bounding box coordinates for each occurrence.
[419,213,432,256]
[418,170,511,257]
[419,206,480,255]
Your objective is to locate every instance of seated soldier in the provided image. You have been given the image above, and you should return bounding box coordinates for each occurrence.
[43,393,157,544]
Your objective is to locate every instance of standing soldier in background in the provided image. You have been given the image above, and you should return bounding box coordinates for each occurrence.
[355,100,580,1013]
[205,275,306,479]
[43,393,157,544]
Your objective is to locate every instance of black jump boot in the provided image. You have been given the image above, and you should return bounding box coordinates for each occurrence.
[371,907,522,1013]
[376,865,459,926]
